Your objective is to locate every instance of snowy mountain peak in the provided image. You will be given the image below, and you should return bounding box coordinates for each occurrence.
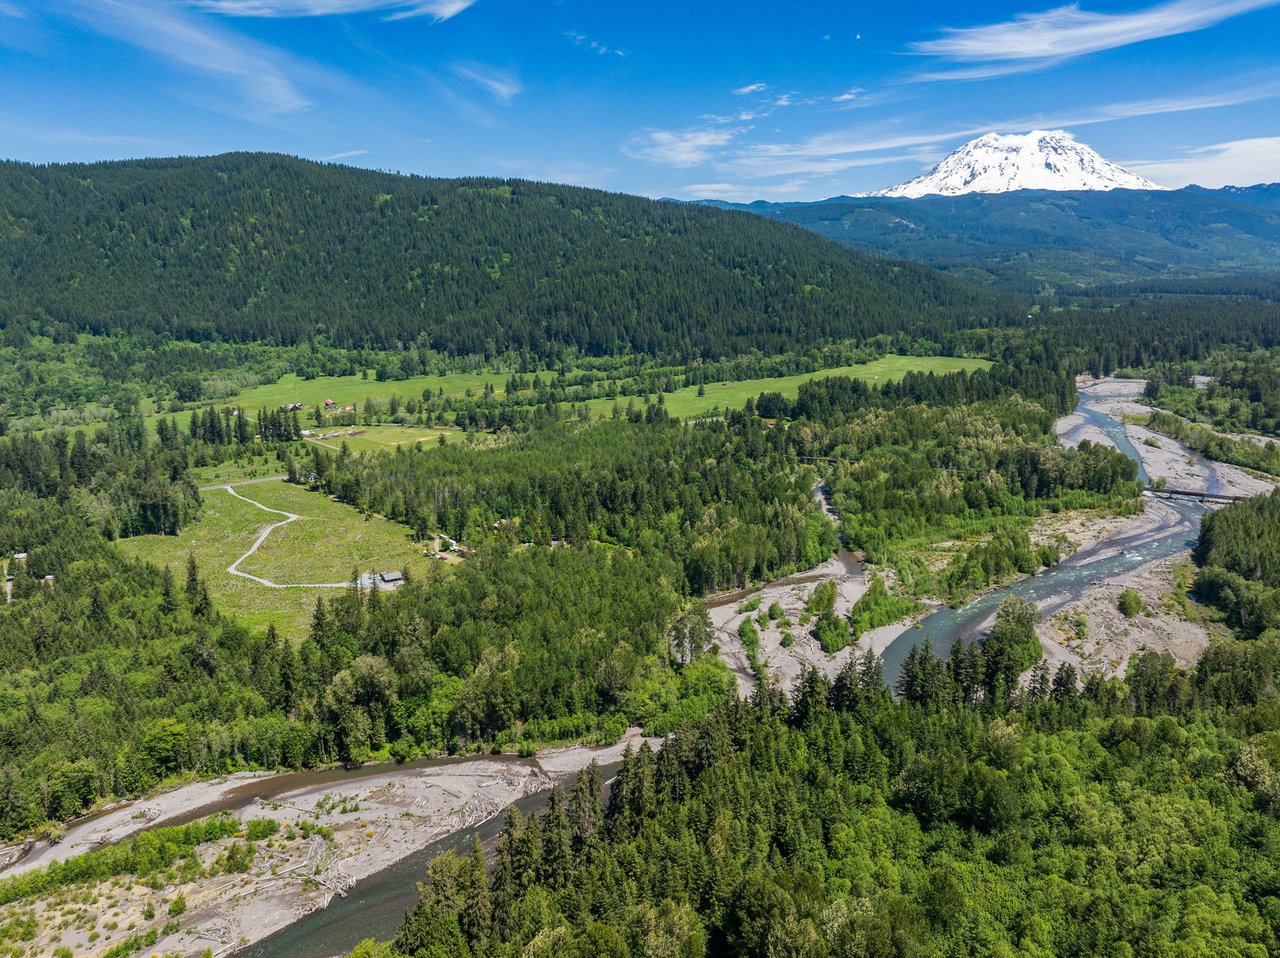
[874,130,1166,198]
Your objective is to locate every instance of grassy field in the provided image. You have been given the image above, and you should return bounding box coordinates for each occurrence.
[188,454,289,487]
[118,480,435,637]
[303,424,460,454]
[145,370,505,432]
[582,355,992,420]
[132,355,990,435]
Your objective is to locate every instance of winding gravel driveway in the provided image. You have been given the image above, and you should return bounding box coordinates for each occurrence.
[216,483,354,589]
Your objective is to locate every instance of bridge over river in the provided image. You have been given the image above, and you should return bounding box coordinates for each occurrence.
[1144,486,1246,504]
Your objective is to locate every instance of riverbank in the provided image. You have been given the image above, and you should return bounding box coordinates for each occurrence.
[3,771,278,877]
[1039,554,1213,677]
[1078,377,1273,498]
[1035,378,1269,676]
[0,733,652,958]
[707,550,869,693]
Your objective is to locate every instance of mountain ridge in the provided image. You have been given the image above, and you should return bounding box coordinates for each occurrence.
[0,152,1017,359]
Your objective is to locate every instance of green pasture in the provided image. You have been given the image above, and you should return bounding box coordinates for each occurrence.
[302,424,460,454]
[118,480,435,637]
[583,355,992,420]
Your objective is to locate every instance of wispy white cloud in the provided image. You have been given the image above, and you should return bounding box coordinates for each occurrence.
[913,0,1280,78]
[451,62,521,103]
[1016,82,1280,130]
[625,127,744,167]
[0,2,25,17]
[682,179,809,202]
[832,87,863,103]
[193,0,477,20]
[565,31,624,57]
[320,148,369,160]
[717,82,1280,179]
[68,0,314,116]
[0,115,161,146]
[732,82,766,95]
[1128,136,1280,188]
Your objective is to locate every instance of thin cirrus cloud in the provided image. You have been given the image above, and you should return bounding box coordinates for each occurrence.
[320,148,369,160]
[624,128,744,167]
[67,0,314,116]
[1128,136,1280,188]
[451,63,522,104]
[912,0,1280,79]
[565,31,625,57]
[682,179,810,202]
[707,82,1280,180]
[732,82,767,95]
[192,0,478,20]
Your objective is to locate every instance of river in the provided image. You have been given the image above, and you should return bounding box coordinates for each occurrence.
[238,762,622,958]
[879,390,1209,684]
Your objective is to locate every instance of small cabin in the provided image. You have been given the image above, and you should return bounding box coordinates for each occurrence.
[379,571,404,585]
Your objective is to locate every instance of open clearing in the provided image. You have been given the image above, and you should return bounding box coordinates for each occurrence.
[147,370,501,428]
[581,355,991,420]
[303,423,460,454]
[118,480,434,637]
[130,356,991,435]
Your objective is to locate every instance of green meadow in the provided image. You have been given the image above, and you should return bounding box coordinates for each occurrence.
[117,479,435,637]
[121,355,990,435]
[582,355,992,420]
[302,423,461,454]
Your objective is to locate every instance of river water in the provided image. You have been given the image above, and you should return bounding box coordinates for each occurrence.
[237,391,1203,955]
[238,761,622,958]
[879,392,1208,684]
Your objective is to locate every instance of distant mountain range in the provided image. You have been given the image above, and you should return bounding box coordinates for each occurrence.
[690,131,1279,289]
[697,184,1279,291]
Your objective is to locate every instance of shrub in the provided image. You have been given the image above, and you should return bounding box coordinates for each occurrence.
[1118,588,1144,618]
[814,614,852,654]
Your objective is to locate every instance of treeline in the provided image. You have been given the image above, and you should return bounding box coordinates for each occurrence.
[0,397,309,538]
[0,411,200,538]
[1146,410,1280,477]
[1145,346,1280,436]
[307,410,836,595]
[368,631,1280,958]
[767,361,1078,423]
[1196,489,1280,635]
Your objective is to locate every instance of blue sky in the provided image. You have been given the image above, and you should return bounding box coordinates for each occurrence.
[2,0,1278,200]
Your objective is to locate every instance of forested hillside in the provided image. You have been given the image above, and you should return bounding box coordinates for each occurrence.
[0,155,1012,359]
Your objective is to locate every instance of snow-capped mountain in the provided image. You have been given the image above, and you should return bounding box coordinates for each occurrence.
[874,130,1165,198]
